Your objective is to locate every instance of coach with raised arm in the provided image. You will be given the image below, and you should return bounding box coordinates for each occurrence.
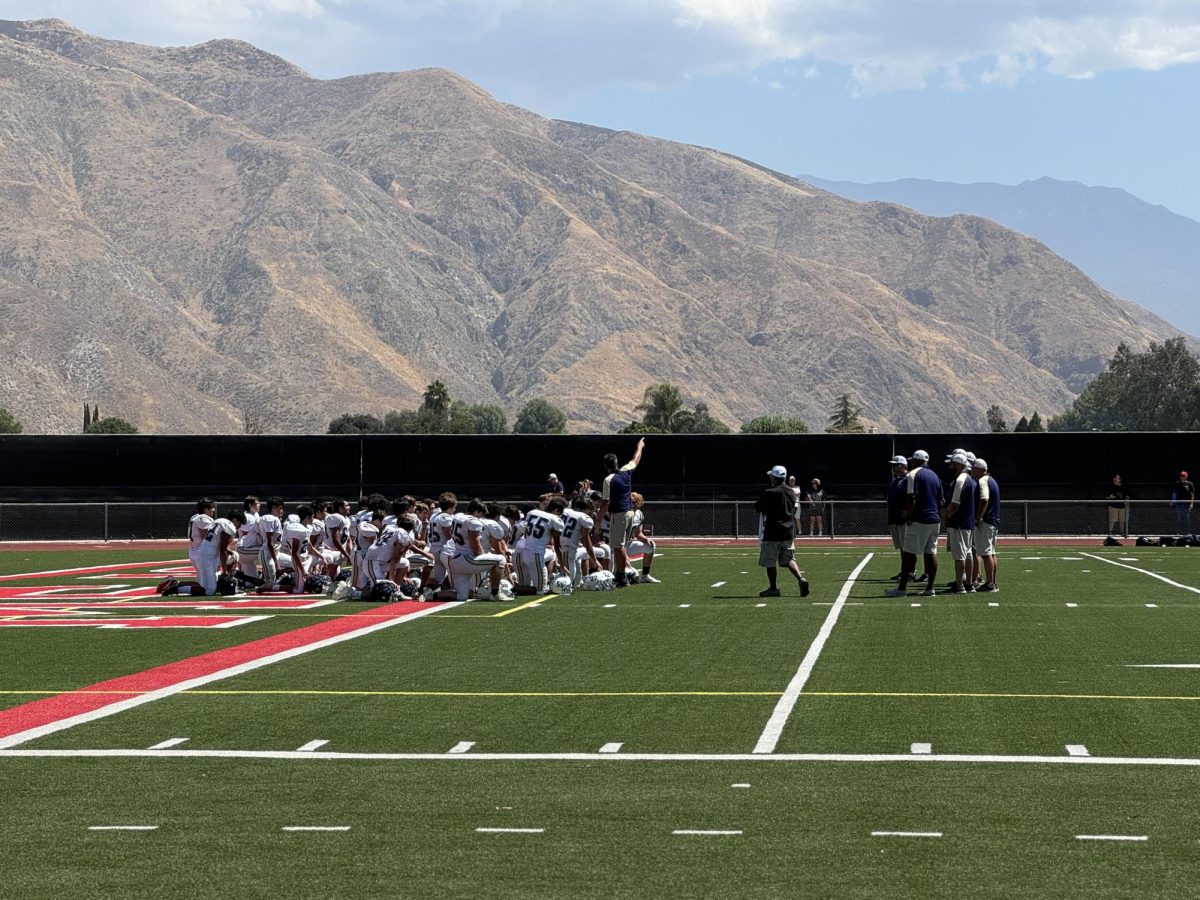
[596,437,645,588]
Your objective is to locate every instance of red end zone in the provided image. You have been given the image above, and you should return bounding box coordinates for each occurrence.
[0,599,455,748]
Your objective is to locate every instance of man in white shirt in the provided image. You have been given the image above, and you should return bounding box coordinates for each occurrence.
[514,498,566,595]
[256,497,285,585]
[447,499,508,600]
[187,498,216,588]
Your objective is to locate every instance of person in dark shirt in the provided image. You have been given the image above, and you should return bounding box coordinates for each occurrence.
[886,450,943,598]
[596,438,644,588]
[1104,474,1128,537]
[886,455,911,581]
[754,465,810,598]
[1173,471,1195,535]
[547,473,565,496]
[943,452,977,593]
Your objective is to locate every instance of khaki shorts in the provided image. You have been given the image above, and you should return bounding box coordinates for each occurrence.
[973,523,998,557]
[759,540,796,568]
[904,522,940,556]
[947,527,973,562]
[889,523,906,551]
[610,510,635,549]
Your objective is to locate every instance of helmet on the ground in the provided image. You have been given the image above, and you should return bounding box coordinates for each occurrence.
[624,568,640,585]
[551,575,573,595]
[216,573,238,596]
[304,574,333,595]
[369,579,398,602]
[582,570,616,591]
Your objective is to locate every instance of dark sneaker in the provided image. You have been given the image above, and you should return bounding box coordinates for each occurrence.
[948,583,966,594]
[966,584,976,593]
[758,587,781,598]
[913,573,929,583]
[889,573,903,581]
[884,587,907,597]
[977,583,998,593]
[919,587,936,597]
[157,576,178,595]
[614,579,627,589]
[799,578,810,597]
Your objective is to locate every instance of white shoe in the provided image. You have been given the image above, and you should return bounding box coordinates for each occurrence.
[331,582,353,602]
[641,574,661,583]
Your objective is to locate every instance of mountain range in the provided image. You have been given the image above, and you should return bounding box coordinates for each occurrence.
[802,175,1200,337]
[0,19,1182,434]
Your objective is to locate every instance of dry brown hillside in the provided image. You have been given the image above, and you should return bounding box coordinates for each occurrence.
[0,19,1179,433]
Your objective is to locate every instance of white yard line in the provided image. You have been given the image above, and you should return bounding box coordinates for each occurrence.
[296,740,329,752]
[1065,744,1090,757]
[910,742,932,755]
[752,553,874,755]
[16,748,1200,767]
[1075,834,1147,842]
[1080,553,1200,594]
[711,582,726,588]
[731,783,751,788]
[598,742,623,753]
[147,737,189,750]
[448,741,475,754]
[673,829,742,836]
[89,825,158,831]
[282,826,351,832]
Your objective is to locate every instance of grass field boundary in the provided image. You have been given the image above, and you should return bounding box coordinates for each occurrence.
[753,552,874,754]
[1079,552,1200,594]
[0,559,186,582]
[0,600,461,749]
[11,748,1200,767]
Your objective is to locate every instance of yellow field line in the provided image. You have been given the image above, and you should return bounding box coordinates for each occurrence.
[490,594,556,617]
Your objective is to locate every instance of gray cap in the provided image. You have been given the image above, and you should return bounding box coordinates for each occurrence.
[889,455,908,465]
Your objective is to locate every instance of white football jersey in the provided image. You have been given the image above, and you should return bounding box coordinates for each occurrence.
[258,514,283,549]
[188,513,214,551]
[451,514,485,559]
[430,511,456,550]
[522,510,564,554]
[283,519,311,555]
[479,518,506,554]
[367,524,411,561]
[198,517,236,556]
[237,512,262,551]
[355,522,379,552]
[324,513,349,549]
[560,510,594,550]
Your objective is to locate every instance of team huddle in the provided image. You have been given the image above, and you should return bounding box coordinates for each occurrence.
[173,484,659,603]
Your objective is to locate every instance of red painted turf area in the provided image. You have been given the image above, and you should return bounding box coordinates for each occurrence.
[0,600,442,740]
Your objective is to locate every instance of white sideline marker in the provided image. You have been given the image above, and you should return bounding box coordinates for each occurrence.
[476,827,544,834]
[731,783,751,789]
[282,826,351,832]
[603,603,616,608]
[1066,603,1079,608]
[1066,745,1090,757]
[988,602,999,607]
[599,742,623,754]
[1146,603,1158,608]
[89,825,158,831]
[1080,553,1200,595]
[911,603,921,608]
[711,582,726,588]
[755,603,767,608]
[679,604,691,608]
[148,737,189,750]
[673,829,742,836]
[296,740,329,752]
[448,741,475,754]
[1075,834,1147,842]
[872,831,942,838]
[910,742,932,755]
[753,552,874,754]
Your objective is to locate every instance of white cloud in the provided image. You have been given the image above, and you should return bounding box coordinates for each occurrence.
[4,0,1200,97]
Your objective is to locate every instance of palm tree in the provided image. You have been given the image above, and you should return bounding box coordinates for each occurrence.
[634,383,686,432]
[421,381,452,422]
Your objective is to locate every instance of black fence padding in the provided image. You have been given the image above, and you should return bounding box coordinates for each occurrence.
[1,431,1198,502]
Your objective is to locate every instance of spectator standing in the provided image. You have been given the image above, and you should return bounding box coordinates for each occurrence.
[806,478,826,537]
[1105,475,1128,537]
[1172,471,1195,535]
[547,473,565,495]
[596,438,645,588]
[943,453,977,593]
[971,458,1000,593]
[886,455,910,581]
[886,450,943,598]
[754,465,810,598]
[787,475,804,534]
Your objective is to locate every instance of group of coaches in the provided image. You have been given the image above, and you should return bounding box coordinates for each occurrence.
[885,449,1000,597]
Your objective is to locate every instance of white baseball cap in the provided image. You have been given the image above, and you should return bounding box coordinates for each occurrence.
[911,450,930,461]
[889,455,908,465]
[971,457,988,471]
[768,465,788,479]
[945,447,967,462]
[950,452,969,466]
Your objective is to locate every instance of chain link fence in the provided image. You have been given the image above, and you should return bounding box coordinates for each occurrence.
[0,500,1192,542]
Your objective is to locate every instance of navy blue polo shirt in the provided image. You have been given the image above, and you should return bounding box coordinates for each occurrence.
[908,466,944,525]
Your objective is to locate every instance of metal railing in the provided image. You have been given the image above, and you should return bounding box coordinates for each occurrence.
[0,500,1189,542]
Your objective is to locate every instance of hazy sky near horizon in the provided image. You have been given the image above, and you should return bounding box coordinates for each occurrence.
[5,0,1200,220]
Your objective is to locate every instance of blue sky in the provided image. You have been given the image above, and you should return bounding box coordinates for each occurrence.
[6,0,1200,220]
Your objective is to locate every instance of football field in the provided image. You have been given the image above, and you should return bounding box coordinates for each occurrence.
[2,543,1200,898]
